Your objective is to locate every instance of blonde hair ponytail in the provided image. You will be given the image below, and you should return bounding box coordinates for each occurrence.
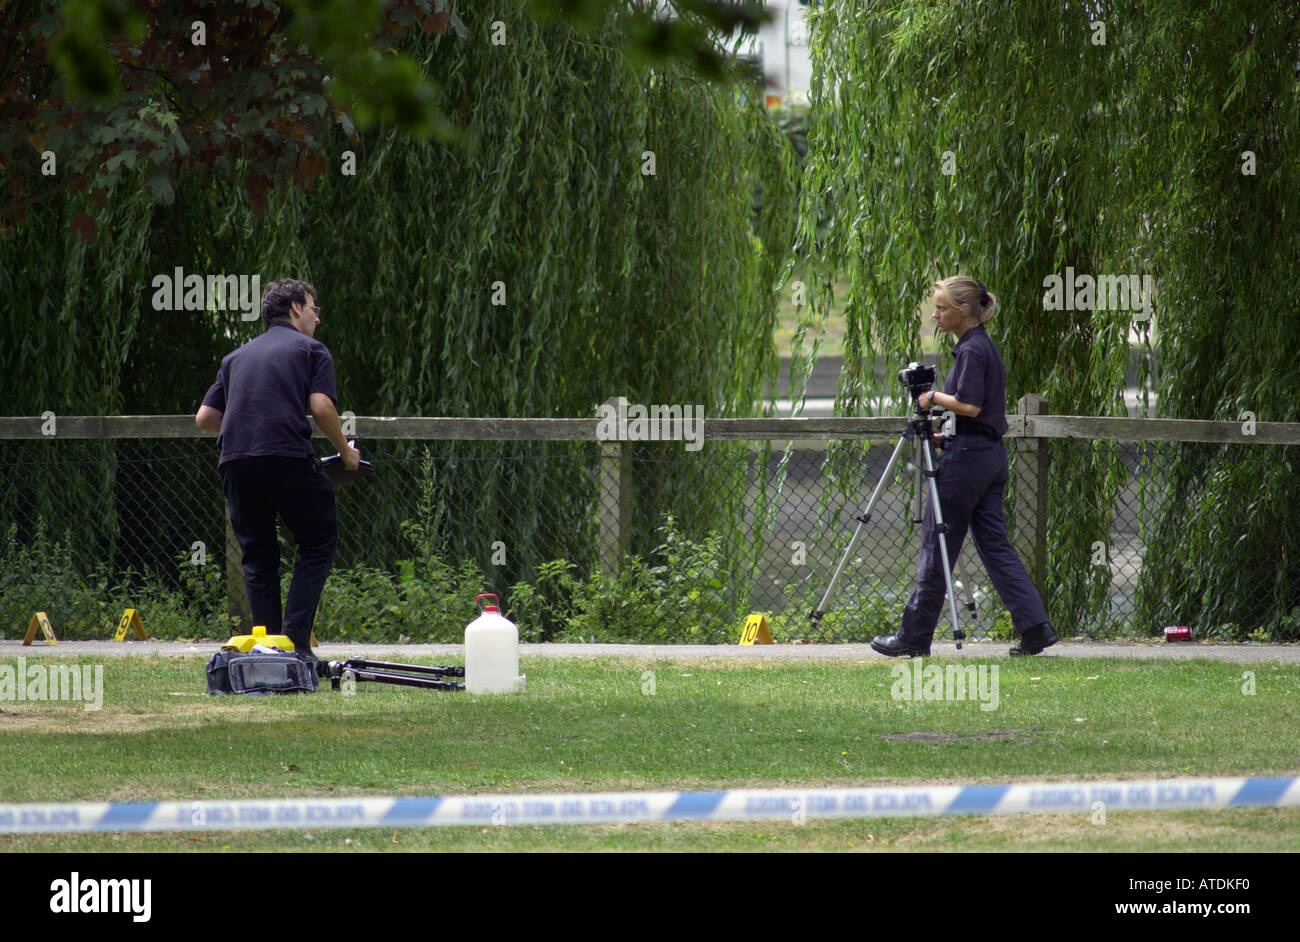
[935,275,996,325]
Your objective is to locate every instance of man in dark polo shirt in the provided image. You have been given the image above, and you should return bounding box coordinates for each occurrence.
[195,279,359,660]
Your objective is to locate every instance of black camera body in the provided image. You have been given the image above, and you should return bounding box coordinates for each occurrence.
[898,361,935,398]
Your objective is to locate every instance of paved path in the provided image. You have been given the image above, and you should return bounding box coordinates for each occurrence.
[4,640,1297,663]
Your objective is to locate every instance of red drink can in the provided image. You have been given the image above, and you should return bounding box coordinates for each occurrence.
[1163,626,1192,642]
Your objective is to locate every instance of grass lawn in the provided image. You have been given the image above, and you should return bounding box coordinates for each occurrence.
[2,655,1297,852]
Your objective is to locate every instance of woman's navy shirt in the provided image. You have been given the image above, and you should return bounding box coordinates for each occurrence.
[944,325,1008,439]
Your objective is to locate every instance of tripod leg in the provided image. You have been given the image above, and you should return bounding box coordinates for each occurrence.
[810,434,911,629]
[921,438,965,649]
[950,557,979,643]
[912,446,924,524]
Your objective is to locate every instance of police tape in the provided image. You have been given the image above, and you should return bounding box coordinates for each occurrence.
[2,776,1296,833]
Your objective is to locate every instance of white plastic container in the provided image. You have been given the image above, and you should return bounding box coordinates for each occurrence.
[464,593,526,694]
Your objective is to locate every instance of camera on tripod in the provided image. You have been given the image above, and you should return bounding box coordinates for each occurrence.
[898,361,936,401]
[807,357,973,647]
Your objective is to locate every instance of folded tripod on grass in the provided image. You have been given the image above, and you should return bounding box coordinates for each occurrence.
[320,658,465,692]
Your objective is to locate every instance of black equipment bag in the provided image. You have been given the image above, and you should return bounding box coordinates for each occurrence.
[206,650,319,696]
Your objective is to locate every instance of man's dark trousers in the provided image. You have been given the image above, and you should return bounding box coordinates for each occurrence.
[900,436,1049,646]
[221,456,337,650]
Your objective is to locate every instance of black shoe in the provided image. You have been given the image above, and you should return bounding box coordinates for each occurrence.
[1010,622,1059,656]
[871,633,931,658]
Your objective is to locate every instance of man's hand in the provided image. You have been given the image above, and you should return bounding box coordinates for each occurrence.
[341,440,361,472]
[309,392,359,468]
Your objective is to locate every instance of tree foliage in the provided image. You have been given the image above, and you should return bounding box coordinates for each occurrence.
[797,1,1300,635]
[1,0,769,227]
[0,2,797,609]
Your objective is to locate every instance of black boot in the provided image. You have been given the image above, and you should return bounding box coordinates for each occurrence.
[1010,622,1059,656]
[871,633,931,658]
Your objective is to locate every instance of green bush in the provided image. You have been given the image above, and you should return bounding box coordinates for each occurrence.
[311,554,488,643]
[770,571,896,642]
[508,516,738,643]
[0,523,232,640]
[309,458,499,642]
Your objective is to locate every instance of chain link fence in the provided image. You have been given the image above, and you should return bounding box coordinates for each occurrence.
[2,417,1297,643]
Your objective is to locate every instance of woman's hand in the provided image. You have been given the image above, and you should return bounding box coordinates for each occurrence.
[928,389,981,418]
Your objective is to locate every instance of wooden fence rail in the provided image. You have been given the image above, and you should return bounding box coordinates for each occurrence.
[5,398,1297,628]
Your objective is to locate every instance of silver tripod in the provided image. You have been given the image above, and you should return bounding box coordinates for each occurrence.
[808,392,977,649]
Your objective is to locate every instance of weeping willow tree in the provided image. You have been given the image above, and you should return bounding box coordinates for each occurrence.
[285,7,795,599]
[1120,3,1300,639]
[796,1,1299,636]
[0,3,797,624]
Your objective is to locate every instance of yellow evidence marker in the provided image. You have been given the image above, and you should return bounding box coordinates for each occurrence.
[22,611,58,646]
[113,608,149,641]
[738,613,774,645]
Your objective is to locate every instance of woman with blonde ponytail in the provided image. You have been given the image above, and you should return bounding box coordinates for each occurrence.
[871,276,1058,658]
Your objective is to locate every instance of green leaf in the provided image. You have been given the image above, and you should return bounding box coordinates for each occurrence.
[146,172,174,204]
[247,71,274,98]
[301,93,328,117]
[105,149,137,171]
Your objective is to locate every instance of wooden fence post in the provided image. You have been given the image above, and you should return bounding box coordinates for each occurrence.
[598,398,632,577]
[1014,394,1051,591]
